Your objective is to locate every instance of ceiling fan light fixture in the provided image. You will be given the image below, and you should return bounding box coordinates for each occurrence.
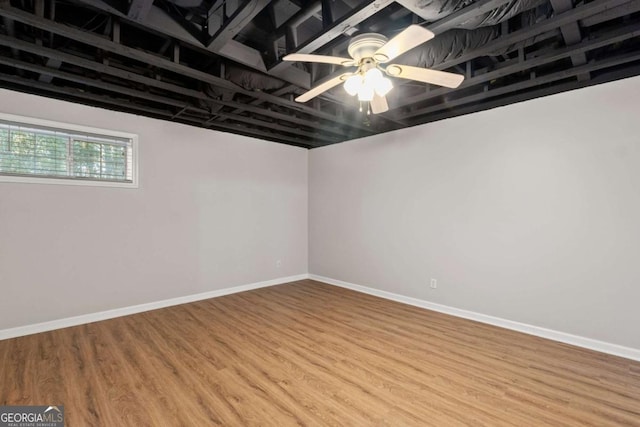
[373,53,390,62]
[283,26,463,112]
[375,77,393,97]
[357,85,374,101]
[344,74,363,96]
[363,68,392,97]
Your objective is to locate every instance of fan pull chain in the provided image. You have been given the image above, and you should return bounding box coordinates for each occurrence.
[358,101,372,115]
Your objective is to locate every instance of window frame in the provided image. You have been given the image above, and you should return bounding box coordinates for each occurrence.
[0,112,139,188]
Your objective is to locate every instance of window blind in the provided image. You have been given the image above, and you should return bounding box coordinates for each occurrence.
[0,120,133,183]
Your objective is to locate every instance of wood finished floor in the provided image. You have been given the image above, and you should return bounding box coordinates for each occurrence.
[1,279,639,426]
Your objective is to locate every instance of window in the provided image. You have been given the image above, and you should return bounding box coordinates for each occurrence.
[0,113,138,188]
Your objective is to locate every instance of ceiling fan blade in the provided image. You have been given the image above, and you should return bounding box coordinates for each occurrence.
[295,74,350,103]
[370,94,389,114]
[373,25,435,63]
[385,64,464,88]
[283,53,356,66]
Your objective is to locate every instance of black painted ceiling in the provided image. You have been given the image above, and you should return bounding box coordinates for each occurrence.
[0,0,639,148]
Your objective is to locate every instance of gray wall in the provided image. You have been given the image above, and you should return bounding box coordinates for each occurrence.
[0,89,308,330]
[309,76,640,350]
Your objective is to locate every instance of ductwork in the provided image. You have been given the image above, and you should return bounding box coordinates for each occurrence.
[398,27,499,68]
[212,0,552,96]
[225,65,288,91]
[202,63,290,112]
[457,0,549,29]
[395,1,552,68]
[166,0,205,7]
[408,0,547,28]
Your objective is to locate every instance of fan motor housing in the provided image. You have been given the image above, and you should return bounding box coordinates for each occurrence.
[348,33,388,62]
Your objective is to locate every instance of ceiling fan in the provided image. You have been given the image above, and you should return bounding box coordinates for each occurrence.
[283,25,465,114]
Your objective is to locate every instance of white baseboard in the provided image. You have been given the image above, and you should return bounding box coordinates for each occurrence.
[309,274,640,362]
[0,274,310,341]
[5,273,639,362]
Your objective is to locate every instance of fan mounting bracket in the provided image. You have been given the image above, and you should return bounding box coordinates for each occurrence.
[347,33,388,62]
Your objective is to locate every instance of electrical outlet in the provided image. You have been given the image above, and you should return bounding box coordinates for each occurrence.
[430,278,437,289]
[276,259,282,268]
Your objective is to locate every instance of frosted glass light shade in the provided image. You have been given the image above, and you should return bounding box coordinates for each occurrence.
[364,68,384,85]
[375,77,393,96]
[344,75,362,96]
[357,85,374,101]
[345,68,393,101]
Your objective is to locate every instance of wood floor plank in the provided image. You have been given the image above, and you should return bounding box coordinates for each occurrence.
[1,279,639,426]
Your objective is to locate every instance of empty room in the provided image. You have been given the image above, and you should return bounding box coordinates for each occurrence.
[1,0,640,425]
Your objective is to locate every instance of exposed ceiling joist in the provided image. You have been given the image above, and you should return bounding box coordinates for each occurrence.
[407,61,640,127]
[390,0,637,111]
[405,50,640,122]
[0,55,208,112]
[300,0,555,109]
[424,0,516,34]
[207,0,272,49]
[128,0,155,22]
[69,0,312,87]
[389,30,557,110]
[205,111,328,146]
[435,0,636,69]
[581,0,640,26]
[0,2,373,137]
[0,72,180,118]
[394,22,640,120]
[0,0,639,148]
[268,0,395,75]
[549,0,588,80]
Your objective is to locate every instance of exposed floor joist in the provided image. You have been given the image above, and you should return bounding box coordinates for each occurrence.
[397,22,640,120]
[389,0,637,112]
[0,0,639,148]
[549,0,588,80]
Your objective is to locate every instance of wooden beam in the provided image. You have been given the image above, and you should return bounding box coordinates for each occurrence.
[0,55,209,113]
[37,58,62,83]
[217,39,268,72]
[397,0,514,34]
[0,50,339,144]
[0,73,177,117]
[390,0,636,110]
[430,0,635,70]
[112,17,120,43]
[389,22,640,119]
[205,111,327,146]
[206,0,272,50]
[269,0,395,75]
[0,72,314,147]
[0,33,349,141]
[211,98,350,138]
[173,41,180,63]
[321,0,335,29]
[128,0,155,22]
[402,63,640,129]
[1,71,315,148]
[426,0,515,33]
[404,50,640,123]
[69,0,311,88]
[213,84,295,124]
[0,3,373,134]
[549,0,588,80]
[581,0,640,26]
[36,0,60,83]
